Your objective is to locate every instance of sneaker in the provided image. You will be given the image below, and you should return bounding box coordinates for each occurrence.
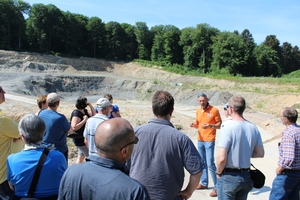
[209,188,217,197]
[196,184,208,190]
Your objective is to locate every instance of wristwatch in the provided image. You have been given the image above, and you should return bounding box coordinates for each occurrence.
[211,125,215,129]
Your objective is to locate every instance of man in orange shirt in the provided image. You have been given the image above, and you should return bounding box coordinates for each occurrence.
[190,93,222,197]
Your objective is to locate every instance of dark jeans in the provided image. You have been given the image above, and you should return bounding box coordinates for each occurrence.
[269,170,300,200]
[0,180,14,200]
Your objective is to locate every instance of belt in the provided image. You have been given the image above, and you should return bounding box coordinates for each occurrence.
[224,168,250,172]
[283,169,300,172]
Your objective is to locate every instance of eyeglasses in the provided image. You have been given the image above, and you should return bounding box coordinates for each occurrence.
[120,136,139,151]
[197,93,207,98]
[223,104,229,111]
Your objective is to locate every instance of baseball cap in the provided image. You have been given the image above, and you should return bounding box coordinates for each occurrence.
[47,93,60,103]
[96,98,112,108]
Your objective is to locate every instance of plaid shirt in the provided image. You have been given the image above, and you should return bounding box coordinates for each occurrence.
[278,123,300,169]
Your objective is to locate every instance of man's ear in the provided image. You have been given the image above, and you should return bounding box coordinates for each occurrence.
[120,147,127,158]
[170,108,174,116]
[20,134,26,142]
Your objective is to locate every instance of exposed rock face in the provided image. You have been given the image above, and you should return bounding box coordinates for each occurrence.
[0,49,299,117]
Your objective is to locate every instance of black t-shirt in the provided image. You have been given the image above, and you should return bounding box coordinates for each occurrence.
[70,109,90,146]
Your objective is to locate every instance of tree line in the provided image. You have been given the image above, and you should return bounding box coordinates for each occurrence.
[1,0,300,77]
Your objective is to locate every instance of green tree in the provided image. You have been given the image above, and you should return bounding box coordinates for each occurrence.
[62,12,89,56]
[291,46,300,72]
[281,42,294,74]
[240,29,257,76]
[150,25,165,62]
[27,3,63,52]
[86,16,105,58]
[104,21,126,60]
[192,23,219,73]
[179,27,197,69]
[134,22,151,60]
[211,31,248,76]
[120,23,138,60]
[254,44,281,77]
[263,35,283,73]
[0,0,29,49]
[163,25,182,64]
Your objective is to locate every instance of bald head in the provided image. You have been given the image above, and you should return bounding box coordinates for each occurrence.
[95,118,135,156]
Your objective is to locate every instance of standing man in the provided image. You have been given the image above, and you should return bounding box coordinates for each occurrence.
[269,107,300,199]
[84,98,112,156]
[129,90,204,200]
[58,118,150,200]
[216,95,264,200]
[39,93,72,161]
[0,86,23,200]
[190,93,222,197]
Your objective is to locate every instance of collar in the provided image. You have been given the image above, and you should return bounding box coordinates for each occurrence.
[86,155,129,175]
[94,113,109,119]
[201,103,211,111]
[24,143,46,150]
[148,118,174,128]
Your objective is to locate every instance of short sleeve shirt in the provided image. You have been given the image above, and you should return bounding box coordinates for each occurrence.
[218,120,263,168]
[129,119,204,200]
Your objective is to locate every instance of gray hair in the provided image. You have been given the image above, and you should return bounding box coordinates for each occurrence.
[18,114,46,144]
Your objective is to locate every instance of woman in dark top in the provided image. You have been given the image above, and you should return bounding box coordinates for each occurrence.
[70,96,96,163]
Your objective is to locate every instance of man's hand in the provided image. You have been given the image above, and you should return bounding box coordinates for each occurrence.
[202,123,210,129]
[178,189,192,200]
[276,165,284,175]
[189,122,195,127]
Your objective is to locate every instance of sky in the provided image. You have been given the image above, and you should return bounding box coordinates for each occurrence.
[24,0,300,47]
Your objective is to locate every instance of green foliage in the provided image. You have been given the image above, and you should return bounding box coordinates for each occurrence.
[86,17,105,58]
[254,44,281,77]
[211,31,248,76]
[1,1,300,77]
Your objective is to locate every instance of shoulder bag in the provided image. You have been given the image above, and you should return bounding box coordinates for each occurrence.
[250,163,265,189]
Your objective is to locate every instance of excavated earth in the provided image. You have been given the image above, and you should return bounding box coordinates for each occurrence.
[0,49,299,163]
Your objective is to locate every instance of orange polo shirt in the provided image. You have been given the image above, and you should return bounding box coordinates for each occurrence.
[193,105,221,142]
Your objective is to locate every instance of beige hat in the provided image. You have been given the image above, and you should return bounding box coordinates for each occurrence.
[96,98,111,108]
[47,93,60,103]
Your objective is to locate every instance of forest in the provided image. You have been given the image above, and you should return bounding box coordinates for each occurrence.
[1,0,300,77]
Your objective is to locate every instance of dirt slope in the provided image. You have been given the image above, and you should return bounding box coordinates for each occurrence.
[0,49,299,152]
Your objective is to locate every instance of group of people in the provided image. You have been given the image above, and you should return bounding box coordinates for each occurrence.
[0,84,300,200]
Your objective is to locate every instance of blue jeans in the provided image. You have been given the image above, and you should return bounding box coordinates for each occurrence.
[197,141,217,187]
[269,170,300,200]
[217,171,253,200]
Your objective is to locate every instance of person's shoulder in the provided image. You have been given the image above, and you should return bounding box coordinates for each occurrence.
[63,162,87,176]
[210,105,220,112]
[72,109,82,117]
[48,149,67,160]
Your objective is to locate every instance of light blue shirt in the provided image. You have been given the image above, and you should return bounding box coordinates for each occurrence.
[219,120,263,168]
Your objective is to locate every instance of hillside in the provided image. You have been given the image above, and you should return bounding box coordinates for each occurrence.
[1,50,299,115]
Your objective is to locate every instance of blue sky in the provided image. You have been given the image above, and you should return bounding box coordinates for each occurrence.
[24,0,300,47]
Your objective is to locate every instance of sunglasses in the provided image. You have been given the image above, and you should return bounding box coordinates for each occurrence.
[120,136,139,151]
[197,93,207,98]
